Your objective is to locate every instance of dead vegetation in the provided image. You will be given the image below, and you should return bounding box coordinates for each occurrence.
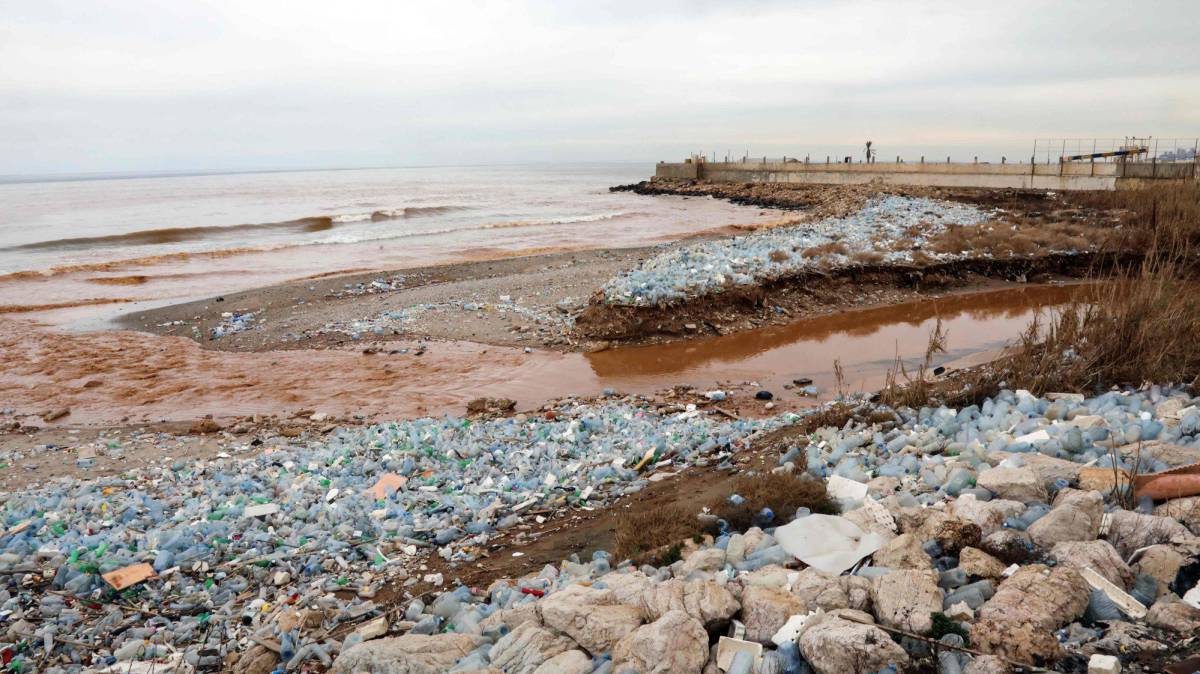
[612,473,837,563]
[880,183,1200,406]
[707,473,839,532]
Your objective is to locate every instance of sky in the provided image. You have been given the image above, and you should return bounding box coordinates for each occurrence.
[2,0,1198,174]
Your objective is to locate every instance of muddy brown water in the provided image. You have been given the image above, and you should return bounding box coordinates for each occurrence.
[1,283,1092,426]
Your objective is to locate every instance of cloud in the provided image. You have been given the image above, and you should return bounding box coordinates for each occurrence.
[1,0,1197,173]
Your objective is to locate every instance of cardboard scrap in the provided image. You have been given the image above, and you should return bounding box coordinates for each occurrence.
[366,473,408,500]
[102,563,156,591]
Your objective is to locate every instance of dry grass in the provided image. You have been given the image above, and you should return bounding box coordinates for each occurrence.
[879,319,948,409]
[768,249,791,262]
[801,241,849,258]
[707,472,838,532]
[850,250,885,265]
[928,220,1093,258]
[612,506,701,562]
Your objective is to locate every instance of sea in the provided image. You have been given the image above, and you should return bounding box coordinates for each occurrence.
[0,163,783,324]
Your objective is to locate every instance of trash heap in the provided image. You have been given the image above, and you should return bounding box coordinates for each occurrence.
[320,297,577,341]
[328,386,1200,674]
[0,401,786,673]
[601,195,992,306]
[209,311,258,340]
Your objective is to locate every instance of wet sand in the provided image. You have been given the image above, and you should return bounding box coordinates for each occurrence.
[0,282,1093,433]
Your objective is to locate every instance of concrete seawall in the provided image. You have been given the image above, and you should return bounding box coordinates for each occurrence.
[655,158,1198,191]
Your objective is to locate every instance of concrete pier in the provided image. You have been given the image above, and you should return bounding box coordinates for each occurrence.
[655,158,1198,191]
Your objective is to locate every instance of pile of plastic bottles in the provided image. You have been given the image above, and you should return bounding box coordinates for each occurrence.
[602,195,992,306]
[0,400,792,670]
[209,311,258,339]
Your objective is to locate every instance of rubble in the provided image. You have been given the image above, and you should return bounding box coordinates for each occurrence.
[6,384,1200,673]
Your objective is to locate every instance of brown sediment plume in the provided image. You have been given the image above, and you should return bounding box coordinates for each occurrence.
[86,275,149,286]
[0,298,134,314]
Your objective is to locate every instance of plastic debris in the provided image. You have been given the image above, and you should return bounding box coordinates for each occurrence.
[772,514,883,574]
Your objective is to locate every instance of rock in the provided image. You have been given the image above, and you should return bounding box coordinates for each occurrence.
[920,516,982,555]
[994,452,1082,486]
[978,565,1088,631]
[872,533,931,569]
[537,585,643,654]
[331,633,481,674]
[963,654,1012,674]
[530,650,592,674]
[1118,440,1200,467]
[1077,466,1129,493]
[797,615,910,674]
[789,568,849,611]
[871,569,943,634]
[1105,509,1197,555]
[1155,496,1200,535]
[679,547,726,576]
[837,575,874,613]
[465,397,517,415]
[959,547,1007,579]
[980,529,1035,564]
[951,496,1026,536]
[1133,545,1185,594]
[945,601,974,622]
[867,476,900,497]
[1027,489,1103,548]
[612,610,708,674]
[607,574,739,629]
[976,466,1045,503]
[188,418,221,434]
[1049,540,1134,589]
[970,618,1063,665]
[1087,654,1120,674]
[488,622,577,674]
[740,585,808,644]
[480,602,539,632]
[1145,600,1200,632]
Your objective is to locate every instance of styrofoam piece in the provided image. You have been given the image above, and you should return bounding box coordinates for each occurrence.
[1087,653,1120,674]
[243,503,279,518]
[773,514,883,575]
[858,496,897,532]
[770,613,812,646]
[826,475,869,501]
[1081,567,1147,619]
[1014,429,1051,444]
[716,636,763,672]
[1183,581,1200,610]
[1001,563,1020,578]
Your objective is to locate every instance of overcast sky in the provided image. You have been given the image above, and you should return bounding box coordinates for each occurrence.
[2,0,1198,174]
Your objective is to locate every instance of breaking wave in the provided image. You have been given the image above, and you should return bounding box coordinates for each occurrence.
[8,206,469,251]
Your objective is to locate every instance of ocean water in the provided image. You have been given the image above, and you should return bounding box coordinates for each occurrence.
[0,163,784,322]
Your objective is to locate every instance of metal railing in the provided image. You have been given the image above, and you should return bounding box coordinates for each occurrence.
[1033,137,1199,164]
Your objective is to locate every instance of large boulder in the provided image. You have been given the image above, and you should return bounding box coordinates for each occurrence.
[1133,545,1185,595]
[488,623,578,674]
[789,568,851,611]
[959,547,1007,580]
[612,610,708,674]
[679,547,727,576]
[872,533,932,570]
[918,516,982,555]
[331,633,481,674]
[740,585,808,644]
[970,618,1063,665]
[604,572,739,629]
[530,650,592,674]
[1154,496,1200,535]
[952,496,1025,536]
[977,466,1046,503]
[1026,489,1103,548]
[1049,540,1134,589]
[797,615,910,674]
[1146,600,1200,633]
[536,585,643,654]
[871,569,943,634]
[977,565,1089,631]
[963,654,1013,674]
[1105,509,1197,555]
